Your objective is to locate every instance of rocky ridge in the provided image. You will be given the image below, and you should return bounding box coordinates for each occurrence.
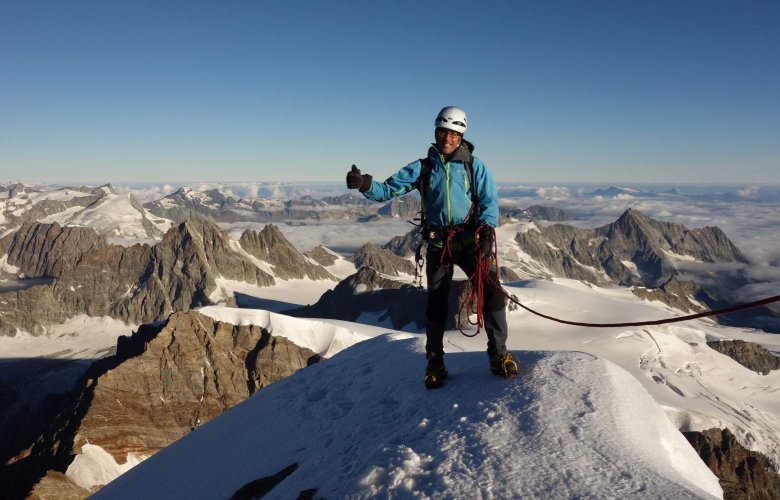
[239,225,336,281]
[287,267,428,330]
[631,277,710,313]
[6,310,320,498]
[500,205,568,222]
[515,208,747,287]
[352,243,416,277]
[376,194,421,219]
[383,227,423,258]
[685,428,780,499]
[0,219,331,336]
[707,340,780,375]
[303,245,339,267]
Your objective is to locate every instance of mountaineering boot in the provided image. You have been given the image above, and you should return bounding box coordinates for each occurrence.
[424,356,448,390]
[490,352,518,379]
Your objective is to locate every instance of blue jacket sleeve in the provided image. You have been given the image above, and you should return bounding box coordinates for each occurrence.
[472,157,499,227]
[362,160,422,202]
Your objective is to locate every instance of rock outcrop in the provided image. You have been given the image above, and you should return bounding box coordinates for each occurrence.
[377,194,421,219]
[383,227,423,258]
[631,277,709,313]
[287,267,429,330]
[0,222,109,279]
[500,205,568,222]
[239,225,335,281]
[707,340,780,375]
[303,245,339,267]
[499,266,521,283]
[0,219,276,336]
[352,243,415,276]
[684,428,780,499]
[8,311,320,497]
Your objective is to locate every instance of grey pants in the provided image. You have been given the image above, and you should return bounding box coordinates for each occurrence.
[425,245,508,359]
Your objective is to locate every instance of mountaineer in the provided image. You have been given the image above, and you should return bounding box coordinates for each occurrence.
[346,106,517,389]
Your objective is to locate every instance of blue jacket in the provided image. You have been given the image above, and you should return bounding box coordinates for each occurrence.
[362,140,499,228]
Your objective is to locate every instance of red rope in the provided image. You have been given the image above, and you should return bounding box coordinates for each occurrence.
[459,224,497,337]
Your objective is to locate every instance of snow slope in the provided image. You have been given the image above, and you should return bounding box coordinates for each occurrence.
[59,192,172,245]
[94,334,721,499]
[187,274,780,472]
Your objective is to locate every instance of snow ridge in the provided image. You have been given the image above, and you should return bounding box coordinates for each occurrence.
[95,336,721,499]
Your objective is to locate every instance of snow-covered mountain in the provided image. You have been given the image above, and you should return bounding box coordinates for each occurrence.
[3,181,780,498]
[0,183,173,245]
[94,331,723,499]
[86,282,780,498]
[9,274,779,498]
[0,219,339,336]
[144,187,381,224]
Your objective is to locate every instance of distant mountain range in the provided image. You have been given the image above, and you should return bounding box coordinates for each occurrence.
[1,181,780,498]
[1,183,570,242]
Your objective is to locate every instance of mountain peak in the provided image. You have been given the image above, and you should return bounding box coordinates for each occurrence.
[94,336,722,499]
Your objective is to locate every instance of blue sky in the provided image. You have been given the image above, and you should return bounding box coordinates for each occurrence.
[1,1,779,184]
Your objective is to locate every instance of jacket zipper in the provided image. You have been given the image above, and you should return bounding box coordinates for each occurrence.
[436,152,452,225]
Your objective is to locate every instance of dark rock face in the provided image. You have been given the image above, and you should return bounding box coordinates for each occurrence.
[286,267,472,332]
[516,209,747,288]
[383,227,423,258]
[684,428,780,499]
[352,243,415,276]
[707,340,780,375]
[318,193,375,207]
[286,267,428,330]
[500,205,568,222]
[0,219,278,336]
[377,194,421,219]
[631,277,710,313]
[303,245,339,267]
[239,225,335,281]
[28,471,91,499]
[0,222,108,279]
[499,266,521,283]
[9,311,320,496]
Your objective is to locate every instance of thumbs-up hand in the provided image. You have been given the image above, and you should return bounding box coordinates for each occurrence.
[346,165,372,192]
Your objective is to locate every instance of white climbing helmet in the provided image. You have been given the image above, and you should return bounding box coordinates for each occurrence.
[435,106,468,135]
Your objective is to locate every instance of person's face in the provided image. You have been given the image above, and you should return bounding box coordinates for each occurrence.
[435,128,462,155]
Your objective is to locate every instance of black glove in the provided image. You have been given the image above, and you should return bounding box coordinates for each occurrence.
[477,224,494,258]
[346,165,373,192]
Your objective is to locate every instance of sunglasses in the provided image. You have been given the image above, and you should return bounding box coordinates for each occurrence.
[436,128,462,139]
